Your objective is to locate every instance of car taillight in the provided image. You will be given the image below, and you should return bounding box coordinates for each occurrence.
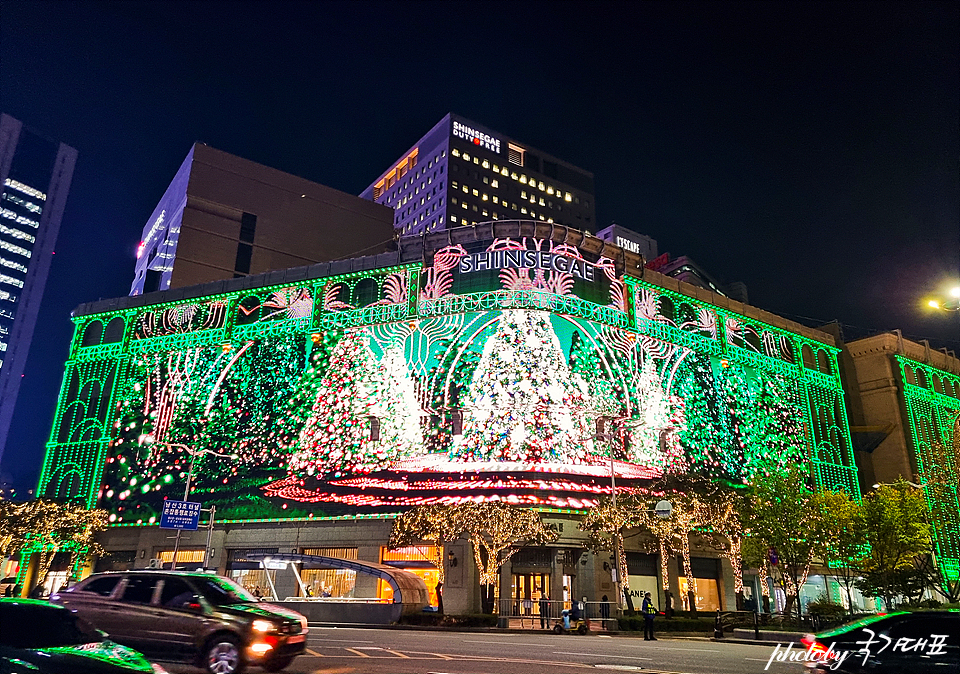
[801,634,835,662]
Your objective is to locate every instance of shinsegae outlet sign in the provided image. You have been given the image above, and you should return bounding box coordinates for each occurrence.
[458,248,597,282]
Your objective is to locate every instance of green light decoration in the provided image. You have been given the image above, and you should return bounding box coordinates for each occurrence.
[37,239,861,525]
[896,355,960,583]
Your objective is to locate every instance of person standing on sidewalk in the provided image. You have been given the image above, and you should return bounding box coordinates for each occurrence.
[539,594,550,629]
[642,592,657,641]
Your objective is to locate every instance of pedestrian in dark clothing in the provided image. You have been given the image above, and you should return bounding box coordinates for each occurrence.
[642,592,657,640]
[539,594,550,629]
[600,594,610,619]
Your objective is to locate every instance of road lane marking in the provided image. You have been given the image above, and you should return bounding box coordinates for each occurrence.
[384,649,410,658]
[307,638,374,642]
[554,652,653,661]
[304,648,323,656]
[354,647,383,650]
[463,640,551,646]
[343,648,371,657]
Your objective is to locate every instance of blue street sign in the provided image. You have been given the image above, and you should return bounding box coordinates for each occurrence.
[159,500,202,530]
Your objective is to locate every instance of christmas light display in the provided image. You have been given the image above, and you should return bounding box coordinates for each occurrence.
[37,232,860,525]
[895,355,960,583]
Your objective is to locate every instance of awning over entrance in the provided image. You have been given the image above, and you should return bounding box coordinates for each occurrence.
[245,552,429,614]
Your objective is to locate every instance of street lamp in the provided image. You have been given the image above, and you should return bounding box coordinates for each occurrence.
[146,440,237,570]
[871,480,925,490]
[924,285,960,312]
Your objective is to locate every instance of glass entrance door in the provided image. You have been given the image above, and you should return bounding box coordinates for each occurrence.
[511,573,550,617]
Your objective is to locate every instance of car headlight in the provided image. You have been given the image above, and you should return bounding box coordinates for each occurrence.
[252,619,277,633]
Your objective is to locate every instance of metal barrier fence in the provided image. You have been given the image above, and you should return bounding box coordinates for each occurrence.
[497,599,618,629]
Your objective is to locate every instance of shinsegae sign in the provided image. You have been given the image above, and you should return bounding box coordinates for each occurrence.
[452,121,501,153]
[458,249,597,282]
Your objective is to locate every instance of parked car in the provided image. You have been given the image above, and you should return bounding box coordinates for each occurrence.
[51,571,307,674]
[0,577,16,597]
[801,610,959,673]
[0,598,167,674]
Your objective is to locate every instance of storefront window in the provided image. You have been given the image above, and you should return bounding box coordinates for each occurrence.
[511,573,550,616]
[301,548,359,598]
[226,548,279,599]
[380,546,440,607]
[159,549,205,570]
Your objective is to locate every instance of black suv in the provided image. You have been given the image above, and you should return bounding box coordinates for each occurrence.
[51,571,307,674]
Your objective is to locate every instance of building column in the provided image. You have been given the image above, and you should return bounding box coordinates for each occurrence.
[666,554,682,615]
[719,556,737,611]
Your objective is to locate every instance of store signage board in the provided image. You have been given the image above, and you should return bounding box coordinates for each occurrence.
[159,500,201,530]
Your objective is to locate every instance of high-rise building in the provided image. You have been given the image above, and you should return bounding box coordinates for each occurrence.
[361,114,596,234]
[130,144,395,295]
[0,114,77,465]
[596,223,749,304]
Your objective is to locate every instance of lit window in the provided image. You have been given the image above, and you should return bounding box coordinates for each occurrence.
[481,160,490,169]
[521,207,528,214]
[483,176,489,184]
[4,179,45,201]
[461,202,467,209]
[482,194,488,201]
[463,152,471,161]
[539,214,545,220]
[529,195,536,203]
[511,172,518,180]
[492,196,499,204]
[491,179,498,188]
[0,273,24,288]
[512,203,518,210]
[520,175,528,184]
[439,215,444,224]
[565,192,572,202]
[452,180,459,189]
[452,197,458,204]
[442,150,447,157]
[547,218,554,223]
[0,257,27,273]
[521,191,527,199]
[472,189,479,196]
[502,167,508,176]
[462,185,468,193]
[473,157,479,164]
[538,181,545,191]
[547,186,555,195]
[493,164,499,172]
[539,198,545,206]
[0,224,35,243]
[472,205,478,212]
[452,148,460,157]
[493,212,498,219]
[482,209,488,216]
[451,215,457,223]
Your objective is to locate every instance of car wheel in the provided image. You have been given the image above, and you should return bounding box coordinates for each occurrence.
[263,656,294,672]
[205,634,244,674]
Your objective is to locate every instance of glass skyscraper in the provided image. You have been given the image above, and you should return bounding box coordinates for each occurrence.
[0,113,77,466]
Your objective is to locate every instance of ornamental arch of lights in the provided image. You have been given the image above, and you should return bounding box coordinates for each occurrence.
[39,222,859,524]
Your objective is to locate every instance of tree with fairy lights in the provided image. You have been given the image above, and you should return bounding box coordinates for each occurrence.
[369,343,424,460]
[287,329,382,479]
[454,310,593,464]
[389,504,471,614]
[580,494,644,613]
[460,502,556,614]
[569,330,621,419]
[727,369,804,481]
[423,336,481,455]
[674,354,738,480]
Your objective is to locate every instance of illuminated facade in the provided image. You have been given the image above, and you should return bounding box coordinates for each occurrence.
[361,114,596,235]
[0,113,77,466]
[841,333,960,584]
[38,220,858,611]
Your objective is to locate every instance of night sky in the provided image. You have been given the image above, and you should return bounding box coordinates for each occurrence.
[1,1,957,493]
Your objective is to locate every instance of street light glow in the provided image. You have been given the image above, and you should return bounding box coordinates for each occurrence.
[950,286,960,298]
[928,300,941,309]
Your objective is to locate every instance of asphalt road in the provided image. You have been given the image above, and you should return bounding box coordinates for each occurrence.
[168,627,801,674]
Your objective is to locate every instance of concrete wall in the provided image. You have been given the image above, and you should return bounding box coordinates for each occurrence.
[168,144,395,289]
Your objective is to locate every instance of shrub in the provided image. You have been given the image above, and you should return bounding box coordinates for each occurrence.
[398,613,499,628]
[806,600,847,620]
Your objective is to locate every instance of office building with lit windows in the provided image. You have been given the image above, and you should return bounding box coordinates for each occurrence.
[361,114,596,234]
[0,113,77,465]
[130,143,395,295]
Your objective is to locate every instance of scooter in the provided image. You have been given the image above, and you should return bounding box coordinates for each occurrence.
[553,609,589,634]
